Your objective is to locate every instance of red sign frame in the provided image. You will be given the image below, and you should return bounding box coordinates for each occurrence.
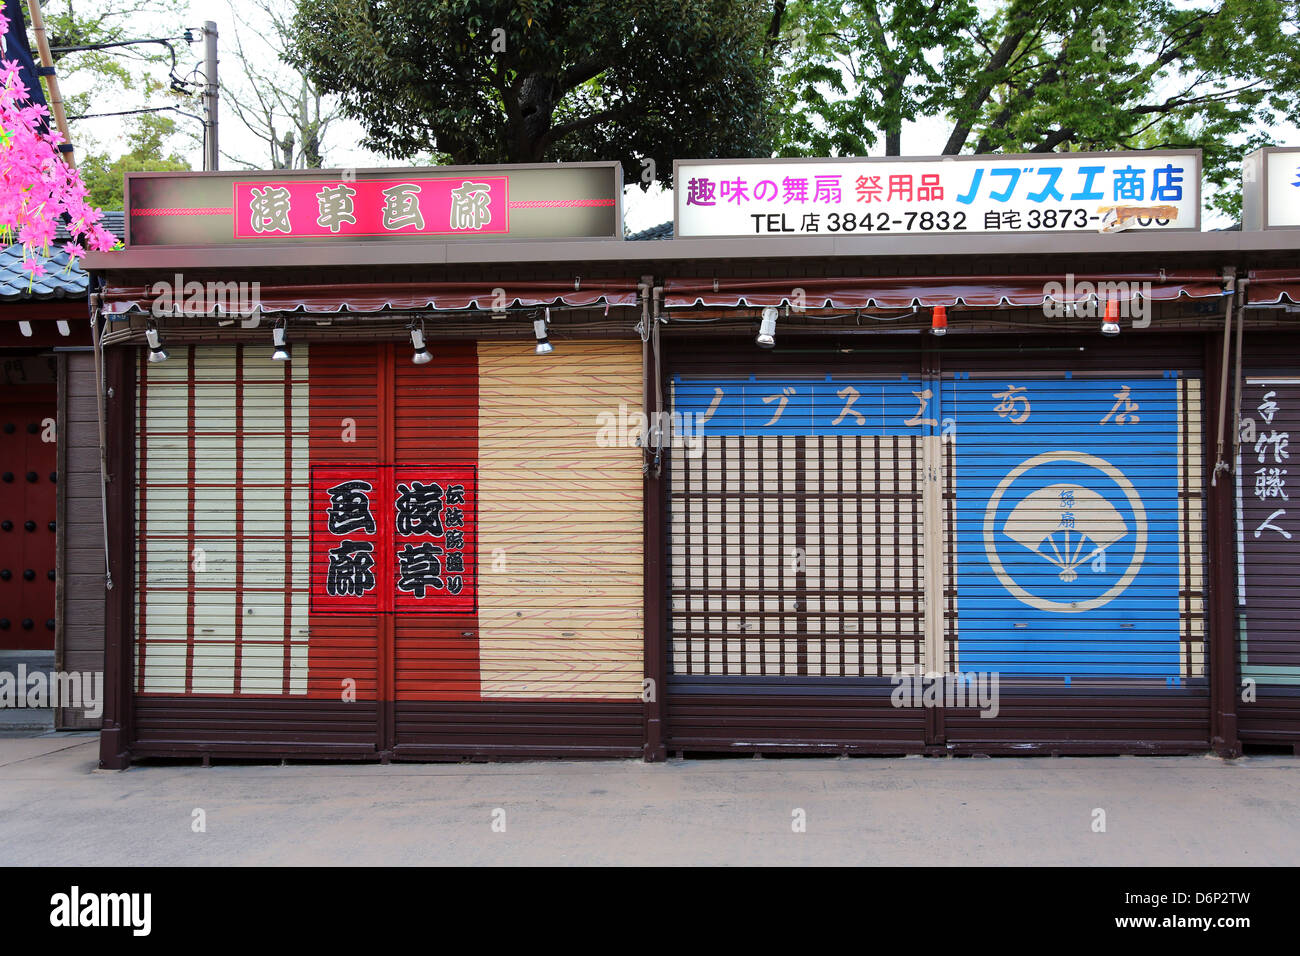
[310,464,477,615]
[233,176,510,240]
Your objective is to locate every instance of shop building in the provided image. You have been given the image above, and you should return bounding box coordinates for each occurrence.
[78,154,1300,765]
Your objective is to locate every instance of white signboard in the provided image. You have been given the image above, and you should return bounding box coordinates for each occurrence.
[1242,147,1300,230]
[674,152,1201,238]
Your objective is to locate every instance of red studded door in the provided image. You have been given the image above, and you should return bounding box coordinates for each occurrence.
[0,382,58,650]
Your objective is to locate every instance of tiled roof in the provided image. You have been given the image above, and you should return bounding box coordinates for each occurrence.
[0,242,87,301]
[627,220,673,241]
[57,209,125,241]
[1,211,124,302]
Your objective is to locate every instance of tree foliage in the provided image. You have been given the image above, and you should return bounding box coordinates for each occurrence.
[37,0,196,205]
[286,0,780,186]
[40,0,194,120]
[79,113,190,210]
[774,0,1300,217]
[773,0,977,158]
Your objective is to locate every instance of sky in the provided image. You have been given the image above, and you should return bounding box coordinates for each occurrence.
[51,0,1297,232]
[63,3,387,170]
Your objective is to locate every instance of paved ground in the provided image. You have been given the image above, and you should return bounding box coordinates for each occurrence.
[0,651,54,732]
[1,732,1297,865]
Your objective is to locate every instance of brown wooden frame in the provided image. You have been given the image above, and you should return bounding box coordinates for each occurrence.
[99,345,136,769]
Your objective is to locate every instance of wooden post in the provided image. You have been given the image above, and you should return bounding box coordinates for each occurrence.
[1205,322,1241,757]
[98,344,135,769]
[26,0,76,167]
[642,281,667,761]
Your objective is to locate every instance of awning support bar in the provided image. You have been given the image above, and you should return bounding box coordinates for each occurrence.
[88,285,114,590]
[1211,271,1237,486]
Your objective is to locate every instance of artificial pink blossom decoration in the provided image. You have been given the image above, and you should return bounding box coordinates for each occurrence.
[0,9,119,279]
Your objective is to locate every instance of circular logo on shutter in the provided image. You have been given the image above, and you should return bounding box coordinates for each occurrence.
[983,450,1147,614]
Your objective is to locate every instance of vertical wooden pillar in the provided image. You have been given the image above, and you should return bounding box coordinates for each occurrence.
[99,346,136,770]
[54,353,68,711]
[379,342,396,759]
[642,309,667,761]
[1205,330,1241,757]
[921,344,946,750]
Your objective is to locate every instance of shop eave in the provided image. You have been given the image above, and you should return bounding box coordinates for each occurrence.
[81,228,1300,274]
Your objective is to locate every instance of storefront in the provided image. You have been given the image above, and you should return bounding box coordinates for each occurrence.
[661,307,1216,754]
[81,153,1300,765]
[1232,270,1300,748]
[1231,150,1300,751]
[2,216,118,730]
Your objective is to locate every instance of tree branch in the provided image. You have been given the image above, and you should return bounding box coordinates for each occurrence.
[942,12,1034,154]
[539,103,636,151]
[766,0,788,48]
[1030,127,1074,152]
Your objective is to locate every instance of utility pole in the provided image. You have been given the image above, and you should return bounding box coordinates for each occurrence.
[202,20,218,171]
[26,0,75,166]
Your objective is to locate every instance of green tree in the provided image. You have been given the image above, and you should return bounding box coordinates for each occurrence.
[79,113,191,210]
[39,0,193,121]
[286,0,780,186]
[775,0,1300,218]
[773,0,978,158]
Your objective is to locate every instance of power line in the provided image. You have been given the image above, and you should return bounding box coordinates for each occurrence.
[49,35,193,54]
[67,105,199,121]
[50,34,198,96]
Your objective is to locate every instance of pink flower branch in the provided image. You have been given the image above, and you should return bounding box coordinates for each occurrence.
[0,9,119,282]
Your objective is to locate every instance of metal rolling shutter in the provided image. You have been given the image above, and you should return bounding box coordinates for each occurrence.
[1235,370,1300,744]
[131,344,378,755]
[663,347,1208,753]
[391,343,480,707]
[130,338,643,759]
[665,364,936,753]
[399,339,645,757]
[671,432,927,678]
[474,341,644,701]
[941,367,1208,748]
[135,345,311,695]
[303,343,384,707]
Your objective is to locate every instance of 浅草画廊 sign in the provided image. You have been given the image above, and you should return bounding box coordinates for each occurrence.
[123,163,623,246]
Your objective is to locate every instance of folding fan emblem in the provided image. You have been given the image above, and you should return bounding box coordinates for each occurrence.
[1002,483,1128,583]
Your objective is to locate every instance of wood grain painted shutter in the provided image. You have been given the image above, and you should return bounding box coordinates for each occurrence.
[475,340,644,699]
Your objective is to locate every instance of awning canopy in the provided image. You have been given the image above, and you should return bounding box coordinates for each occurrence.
[1246,269,1300,306]
[663,273,1229,310]
[0,299,91,346]
[100,279,642,316]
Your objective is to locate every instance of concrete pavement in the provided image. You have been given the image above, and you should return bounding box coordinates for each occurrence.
[0,652,54,732]
[1,733,1297,865]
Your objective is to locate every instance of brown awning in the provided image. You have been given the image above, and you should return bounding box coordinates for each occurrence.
[0,300,90,346]
[663,272,1229,310]
[1246,269,1300,306]
[101,279,641,316]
